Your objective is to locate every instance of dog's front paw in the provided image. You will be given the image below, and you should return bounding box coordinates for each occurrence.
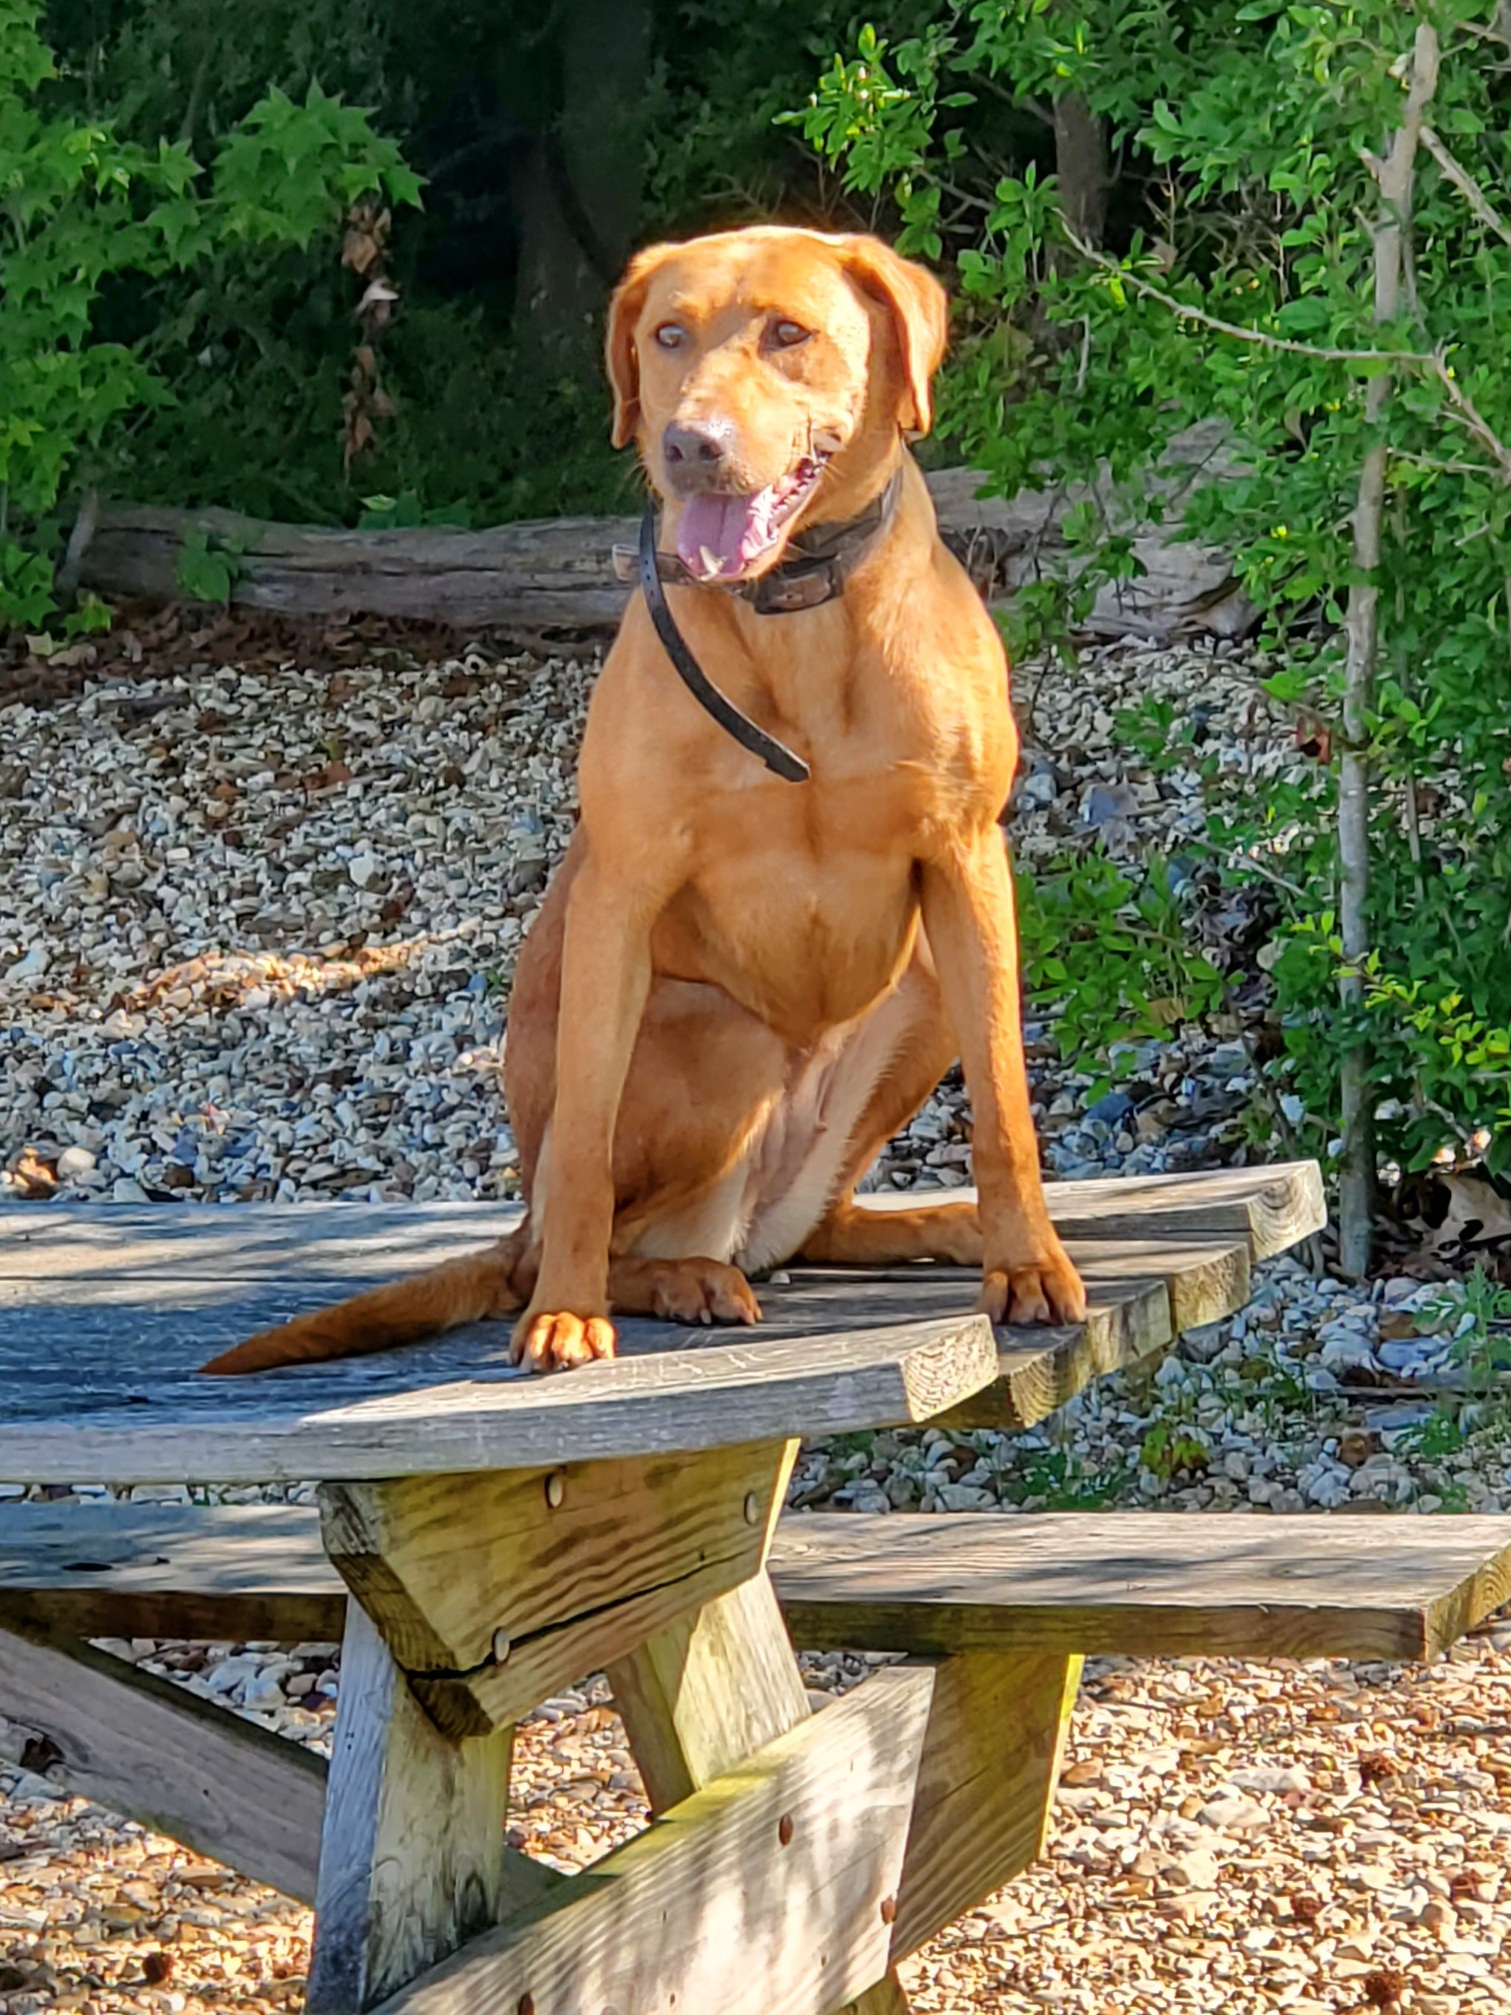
[976,1233,1086,1326]
[511,1309,618,1372]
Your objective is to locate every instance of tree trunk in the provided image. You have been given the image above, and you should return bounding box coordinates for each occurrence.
[513,0,652,342]
[1052,92,1108,247]
[1337,22,1440,1279]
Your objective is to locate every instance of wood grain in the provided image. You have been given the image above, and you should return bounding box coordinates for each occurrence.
[0,1623,325,1902]
[770,1511,1511,1661]
[322,1446,792,1739]
[0,1164,1321,1479]
[321,1445,790,1673]
[0,1500,348,1643]
[0,1163,1321,1278]
[307,1603,513,2013]
[13,1499,1508,1666]
[606,1568,811,1813]
[889,1650,1081,1959]
[72,426,1249,645]
[937,1235,1252,1432]
[0,1311,998,1484]
[371,1666,936,2015]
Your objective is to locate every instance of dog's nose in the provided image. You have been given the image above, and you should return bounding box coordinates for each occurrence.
[662,418,734,490]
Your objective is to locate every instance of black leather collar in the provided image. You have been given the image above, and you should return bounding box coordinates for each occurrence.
[617,470,903,784]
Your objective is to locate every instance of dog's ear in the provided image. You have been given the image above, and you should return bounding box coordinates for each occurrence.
[605,242,678,450]
[840,236,950,438]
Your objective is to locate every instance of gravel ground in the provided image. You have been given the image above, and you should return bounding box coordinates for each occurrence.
[4,1626,1509,2015]
[3,624,1510,2012]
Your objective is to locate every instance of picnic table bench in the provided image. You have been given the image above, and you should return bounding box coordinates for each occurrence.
[3,1160,1510,2015]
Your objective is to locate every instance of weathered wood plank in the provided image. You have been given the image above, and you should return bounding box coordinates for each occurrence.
[769,1511,1511,1662]
[16,1500,1504,1667]
[0,1164,1322,1280]
[0,1500,348,1643]
[890,1649,1081,1959]
[0,1313,998,1484]
[0,1165,1319,1477]
[372,1665,936,2015]
[0,1622,326,1901]
[849,1161,1323,1260]
[0,1204,529,1283]
[307,1602,514,2014]
[938,1234,1251,1432]
[1044,1160,1324,1260]
[606,1567,810,1814]
[324,1446,792,1740]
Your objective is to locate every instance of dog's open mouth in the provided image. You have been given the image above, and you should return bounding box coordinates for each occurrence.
[673,454,825,584]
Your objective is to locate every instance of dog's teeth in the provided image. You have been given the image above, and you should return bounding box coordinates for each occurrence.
[699,544,721,576]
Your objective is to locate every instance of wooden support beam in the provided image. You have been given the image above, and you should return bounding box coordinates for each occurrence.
[607,1566,809,1814]
[322,1443,791,1740]
[0,1622,325,1903]
[890,1650,1081,1959]
[605,1463,916,2015]
[307,1603,520,2014]
[372,1665,936,2015]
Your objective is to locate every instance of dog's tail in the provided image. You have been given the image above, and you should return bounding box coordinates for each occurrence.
[199,1229,530,1375]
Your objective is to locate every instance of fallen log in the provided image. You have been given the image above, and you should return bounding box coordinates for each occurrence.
[77,424,1253,645]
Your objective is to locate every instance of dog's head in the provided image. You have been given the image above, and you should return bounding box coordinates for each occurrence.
[605,226,948,585]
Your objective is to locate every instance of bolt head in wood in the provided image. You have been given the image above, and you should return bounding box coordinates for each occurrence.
[777,1811,795,1847]
[743,1491,761,1525]
[492,1628,512,1664]
[879,1894,897,1924]
[544,1470,566,1509]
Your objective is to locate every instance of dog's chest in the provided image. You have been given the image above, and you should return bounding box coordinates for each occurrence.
[658,768,928,1029]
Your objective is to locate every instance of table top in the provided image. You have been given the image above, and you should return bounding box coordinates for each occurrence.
[0,1202,1006,1482]
[0,1165,1322,1484]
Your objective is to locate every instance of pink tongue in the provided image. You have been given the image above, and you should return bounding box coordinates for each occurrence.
[675,493,763,581]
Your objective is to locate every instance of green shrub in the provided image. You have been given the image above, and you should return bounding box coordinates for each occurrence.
[0,0,419,627]
[793,3,1511,1190]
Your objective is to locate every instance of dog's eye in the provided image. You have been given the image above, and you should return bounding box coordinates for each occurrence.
[654,322,688,351]
[769,319,812,350]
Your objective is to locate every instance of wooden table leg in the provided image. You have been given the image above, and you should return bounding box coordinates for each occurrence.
[842,1977,914,2015]
[609,1569,919,2013]
[308,1444,800,2009]
[306,1603,516,2013]
[891,1648,1083,1959]
[605,1447,918,2015]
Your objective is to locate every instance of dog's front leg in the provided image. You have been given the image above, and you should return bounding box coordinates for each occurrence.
[513,849,658,1371]
[921,833,1086,1327]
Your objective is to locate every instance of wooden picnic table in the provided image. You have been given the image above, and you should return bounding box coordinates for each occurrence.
[0,1159,1416,2015]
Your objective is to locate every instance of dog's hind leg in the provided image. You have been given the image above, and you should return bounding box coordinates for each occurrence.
[609,1256,761,1325]
[789,948,985,1270]
[800,1195,981,1267]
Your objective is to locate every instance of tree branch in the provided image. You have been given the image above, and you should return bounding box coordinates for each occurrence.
[1061,225,1511,485]
[1428,360,1511,482]
[1419,123,1511,247]
[1061,223,1431,368]
[1337,21,1440,1278]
